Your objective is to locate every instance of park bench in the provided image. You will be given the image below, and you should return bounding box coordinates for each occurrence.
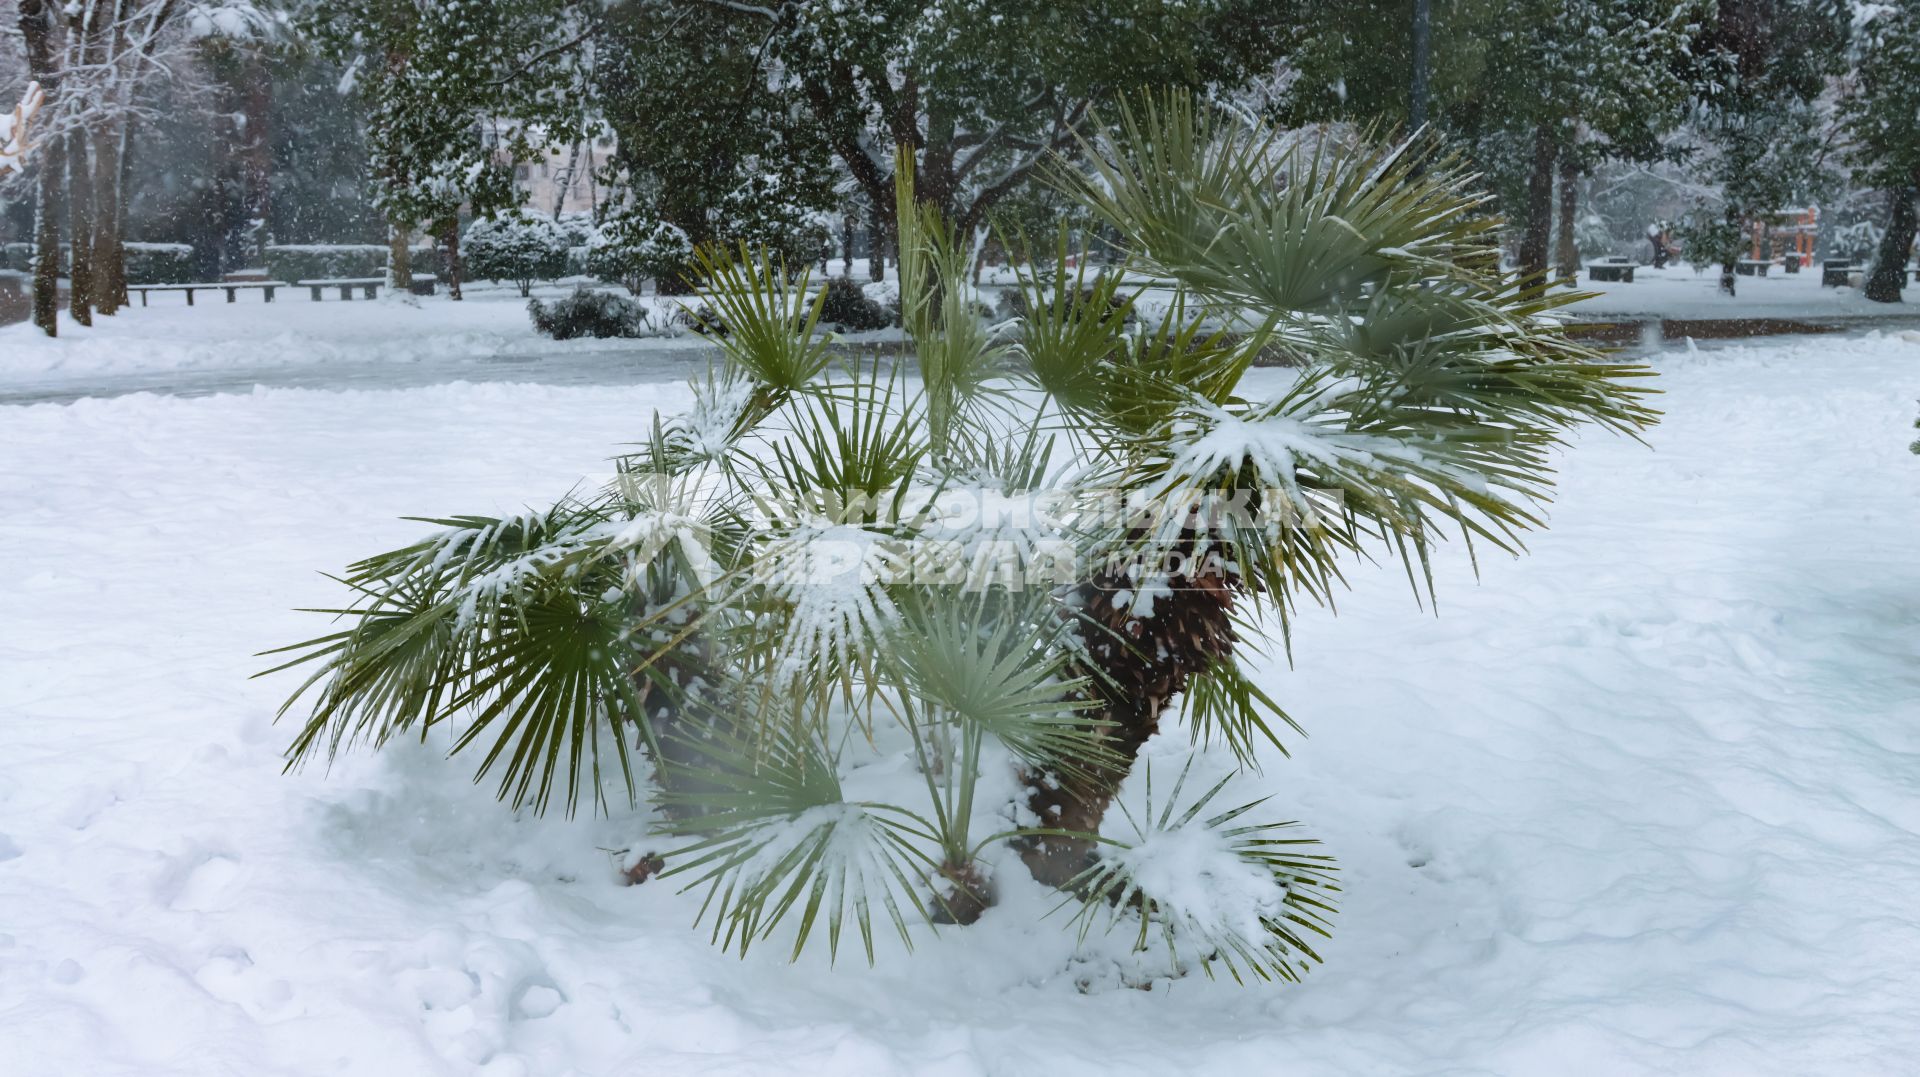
[1735,259,1771,277]
[129,281,286,306]
[1586,261,1635,283]
[1781,255,1802,274]
[1820,260,1857,288]
[299,275,438,300]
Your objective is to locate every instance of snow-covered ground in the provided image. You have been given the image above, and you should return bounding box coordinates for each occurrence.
[1562,263,1912,320]
[0,281,908,405]
[2,331,1919,1074]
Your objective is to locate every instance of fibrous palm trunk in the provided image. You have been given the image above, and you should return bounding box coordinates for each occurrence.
[1018,539,1240,889]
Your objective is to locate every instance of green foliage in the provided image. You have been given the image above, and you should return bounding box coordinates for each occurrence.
[301,0,594,232]
[1064,763,1338,983]
[1282,0,1705,227]
[267,93,1656,978]
[1674,0,1850,283]
[528,287,669,340]
[1842,1,1920,191]
[586,211,695,294]
[594,1,836,263]
[817,277,893,331]
[464,214,571,296]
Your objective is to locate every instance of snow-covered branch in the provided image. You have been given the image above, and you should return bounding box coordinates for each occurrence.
[0,81,46,175]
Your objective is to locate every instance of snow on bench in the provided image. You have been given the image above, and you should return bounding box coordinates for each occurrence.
[129,281,288,306]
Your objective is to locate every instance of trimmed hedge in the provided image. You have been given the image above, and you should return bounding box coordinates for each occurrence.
[264,244,443,283]
[0,241,195,283]
[124,243,195,284]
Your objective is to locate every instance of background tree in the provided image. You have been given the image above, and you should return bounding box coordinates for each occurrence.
[1284,0,1703,281]
[463,212,569,296]
[301,0,594,291]
[1671,0,1849,295]
[652,0,1302,238]
[594,0,835,293]
[1840,0,1920,303]
[16,0,60,335]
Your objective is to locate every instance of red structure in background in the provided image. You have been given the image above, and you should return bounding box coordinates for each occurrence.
[1755,207,1817,269]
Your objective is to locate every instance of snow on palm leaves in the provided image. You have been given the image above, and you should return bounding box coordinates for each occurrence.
[265,92,1656,979]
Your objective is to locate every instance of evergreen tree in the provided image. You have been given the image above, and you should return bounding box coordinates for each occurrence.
[301,0,593,291]
[593,0,835,293]
[1285,0,1702,281]
[463,212,570,296]
[1840,1,1920,302]
[1672,0,1849,296]
[613,0,1302,238]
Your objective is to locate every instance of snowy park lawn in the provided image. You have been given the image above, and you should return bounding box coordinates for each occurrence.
[0,280,694,384]
[1562,263,1907,320]
[2,331,1920,1074]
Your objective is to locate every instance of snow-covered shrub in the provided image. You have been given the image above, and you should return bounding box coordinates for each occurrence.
[464,215,571,297]
[587,213,693,294]
[995,280,1132,325]
[818,275,893,330]
[527,286,662,339]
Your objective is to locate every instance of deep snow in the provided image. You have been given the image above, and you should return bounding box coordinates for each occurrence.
[2,333,1919,1075]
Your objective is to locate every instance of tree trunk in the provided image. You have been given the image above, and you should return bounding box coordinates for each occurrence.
[439,218,463,300]
[1719,207,1739,297]
[842,213,854,276]
[1410,0,1431,131]
[551,139,582,219]
[240,51,272,269]
[1517,123,1556,283]
[868,201,885,282]
[1554,154,1579,284]
[386,222,413,293]
[30,146,60,337]
[1864,187,1917,304]
[91,122,125,313]
[1017,545,1241,889]
[66,131,94,326]
[19,0,59,335]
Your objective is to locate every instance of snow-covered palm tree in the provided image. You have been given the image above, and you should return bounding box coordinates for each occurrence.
[266,92,1656,982]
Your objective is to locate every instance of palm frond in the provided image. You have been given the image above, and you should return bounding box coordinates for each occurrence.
[1063,763,1338,984]
[659,716,937,964]
[693,241,834,398]
[884,590,1111,777]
